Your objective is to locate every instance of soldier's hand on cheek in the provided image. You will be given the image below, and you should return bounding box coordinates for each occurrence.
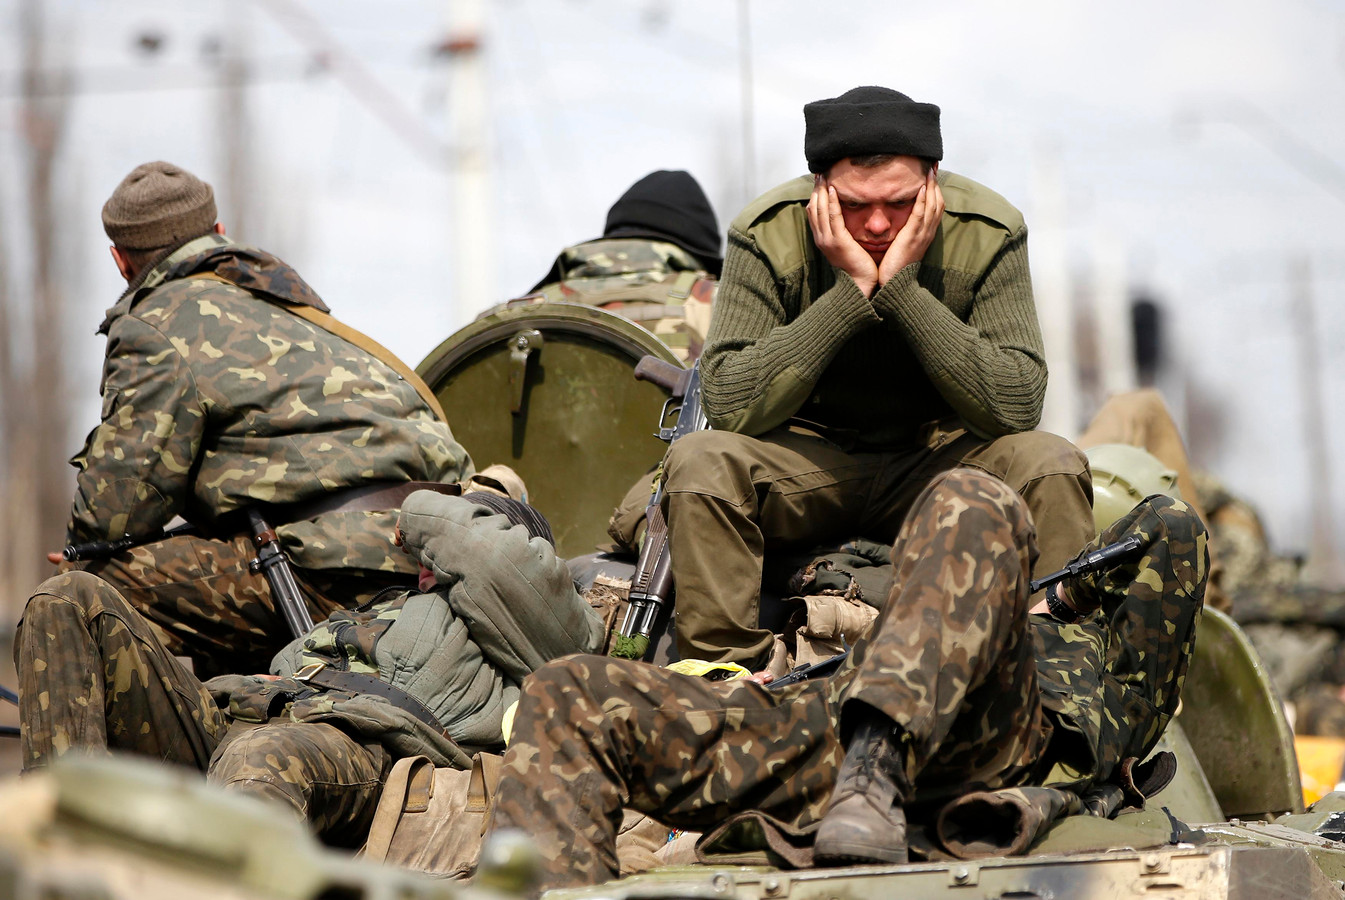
[878,168,944,286]
[808,175,879,298]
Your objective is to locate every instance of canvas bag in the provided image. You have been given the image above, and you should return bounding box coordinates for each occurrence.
[362,753,503,878]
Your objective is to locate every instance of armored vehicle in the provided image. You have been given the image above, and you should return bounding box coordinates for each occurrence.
[415,300,1345,898]
[2,299,1341,900]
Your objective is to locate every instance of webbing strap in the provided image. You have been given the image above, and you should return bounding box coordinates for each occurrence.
[188,272,448,423]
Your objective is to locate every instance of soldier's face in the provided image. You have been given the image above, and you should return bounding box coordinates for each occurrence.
[827,156,930,264]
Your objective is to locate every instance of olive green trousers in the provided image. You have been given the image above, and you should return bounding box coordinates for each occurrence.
[653,421,1093,666]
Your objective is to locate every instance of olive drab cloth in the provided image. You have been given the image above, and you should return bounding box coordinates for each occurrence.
[526,238,716,361]
[703,171,1044,443]
[65,232,471,673]
[642,171,1094,666]
[490,469,1208,891]
[16,492,602,846]
[645,423,1093,667]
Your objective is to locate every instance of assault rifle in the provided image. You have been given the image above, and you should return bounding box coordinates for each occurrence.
[247,509,315,638]
[61,514,314,640]
[62,523,196,562]
[611,357,708,660]
[766,533,1148,691]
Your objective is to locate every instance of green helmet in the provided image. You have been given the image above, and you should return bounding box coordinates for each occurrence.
[1086,443,1182,534]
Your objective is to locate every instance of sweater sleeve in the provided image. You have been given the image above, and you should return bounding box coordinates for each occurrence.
[700,226,881,435]
[869,225,1046,437]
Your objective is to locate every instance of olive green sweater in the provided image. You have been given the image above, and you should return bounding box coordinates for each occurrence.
[701,172,1047,446]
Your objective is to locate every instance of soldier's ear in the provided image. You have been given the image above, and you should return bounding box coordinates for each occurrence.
[214,222,226,236]
[110,245,134,282]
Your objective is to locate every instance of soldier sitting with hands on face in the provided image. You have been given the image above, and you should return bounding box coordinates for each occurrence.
[611,87,1094,671]
[16,490,604,848]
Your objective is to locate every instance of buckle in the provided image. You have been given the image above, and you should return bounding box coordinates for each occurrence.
[292,662,326,682]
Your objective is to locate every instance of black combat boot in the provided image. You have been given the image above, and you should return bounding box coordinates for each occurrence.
[812,715,911,866]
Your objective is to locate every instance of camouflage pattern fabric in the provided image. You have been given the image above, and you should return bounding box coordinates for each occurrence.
[208,721,391,849]
[14,570,227,770]
[73,531,415,678]
[75,232,470,570]
[489,469,1207,891]
[528,238,716,360]
[1193,470,1345,735]
[65,231,470,674]
[1032,492,1207,787]
[17,569,429,846]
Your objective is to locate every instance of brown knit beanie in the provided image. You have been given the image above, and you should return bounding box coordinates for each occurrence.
[102,161,217,250]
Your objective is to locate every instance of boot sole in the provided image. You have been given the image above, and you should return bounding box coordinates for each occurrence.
[813,840,909,867]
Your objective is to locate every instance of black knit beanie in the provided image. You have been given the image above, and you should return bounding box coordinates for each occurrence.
[803,86,942,174]
[463,491,556,548]
[603,170,722,276]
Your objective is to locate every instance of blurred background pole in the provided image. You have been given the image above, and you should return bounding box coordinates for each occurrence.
[1091,235,1136,398]
[737,0,755,206]
[217,10,253,242]
[447,0,492,316]
[1291,255,1345,589]
[1032,147,1079,438]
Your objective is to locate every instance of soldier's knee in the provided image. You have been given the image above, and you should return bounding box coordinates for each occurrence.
[208,725,309,816]
[919,469,1035,548]
[990,431,1090,484]
[23,571,122,621]
[663,430,756,491]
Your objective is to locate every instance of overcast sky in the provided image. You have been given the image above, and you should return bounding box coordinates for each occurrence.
[3,0,1343,561]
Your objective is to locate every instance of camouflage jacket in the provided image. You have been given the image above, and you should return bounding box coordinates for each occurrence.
[71,233,471,573]
[527,238,717,360]
[209,491,605,767]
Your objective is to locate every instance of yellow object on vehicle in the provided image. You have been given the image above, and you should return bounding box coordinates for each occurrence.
[665,659,752,681]
[1295,734,1345,806]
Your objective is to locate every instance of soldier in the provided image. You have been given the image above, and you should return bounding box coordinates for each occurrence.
[525,169,721,360]
[16,490,604,848]
[49,161,472,677]
[620,87,1093,668]
[489,468,1208,888]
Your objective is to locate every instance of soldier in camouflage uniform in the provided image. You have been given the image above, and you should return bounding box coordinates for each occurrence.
[521,169,721,360]
[50,161,471,677]
[16,490,603,848]
[488,468,1207,889]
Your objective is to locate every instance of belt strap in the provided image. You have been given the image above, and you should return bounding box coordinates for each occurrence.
[277,480,460,524]
[215,480,461,535]
[294,663,447,737]
[188,272,449,423]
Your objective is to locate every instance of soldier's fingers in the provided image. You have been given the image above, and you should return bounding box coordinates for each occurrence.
[808,179,824,236]
[928,179,945,232]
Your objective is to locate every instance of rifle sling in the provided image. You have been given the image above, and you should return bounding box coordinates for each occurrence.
[188,272,448,423]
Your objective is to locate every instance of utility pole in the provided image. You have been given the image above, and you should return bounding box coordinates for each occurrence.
[1291,255,1345,589]
[1032,148,1079,438]
[446,0,492,319]
[217,7,253,241]
[738,0,755,205]
[1091,235,1136,398]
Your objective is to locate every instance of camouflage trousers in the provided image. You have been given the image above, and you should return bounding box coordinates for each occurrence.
[15,571,391,847]
[72,530,413,677]
[491,469,1205,890]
